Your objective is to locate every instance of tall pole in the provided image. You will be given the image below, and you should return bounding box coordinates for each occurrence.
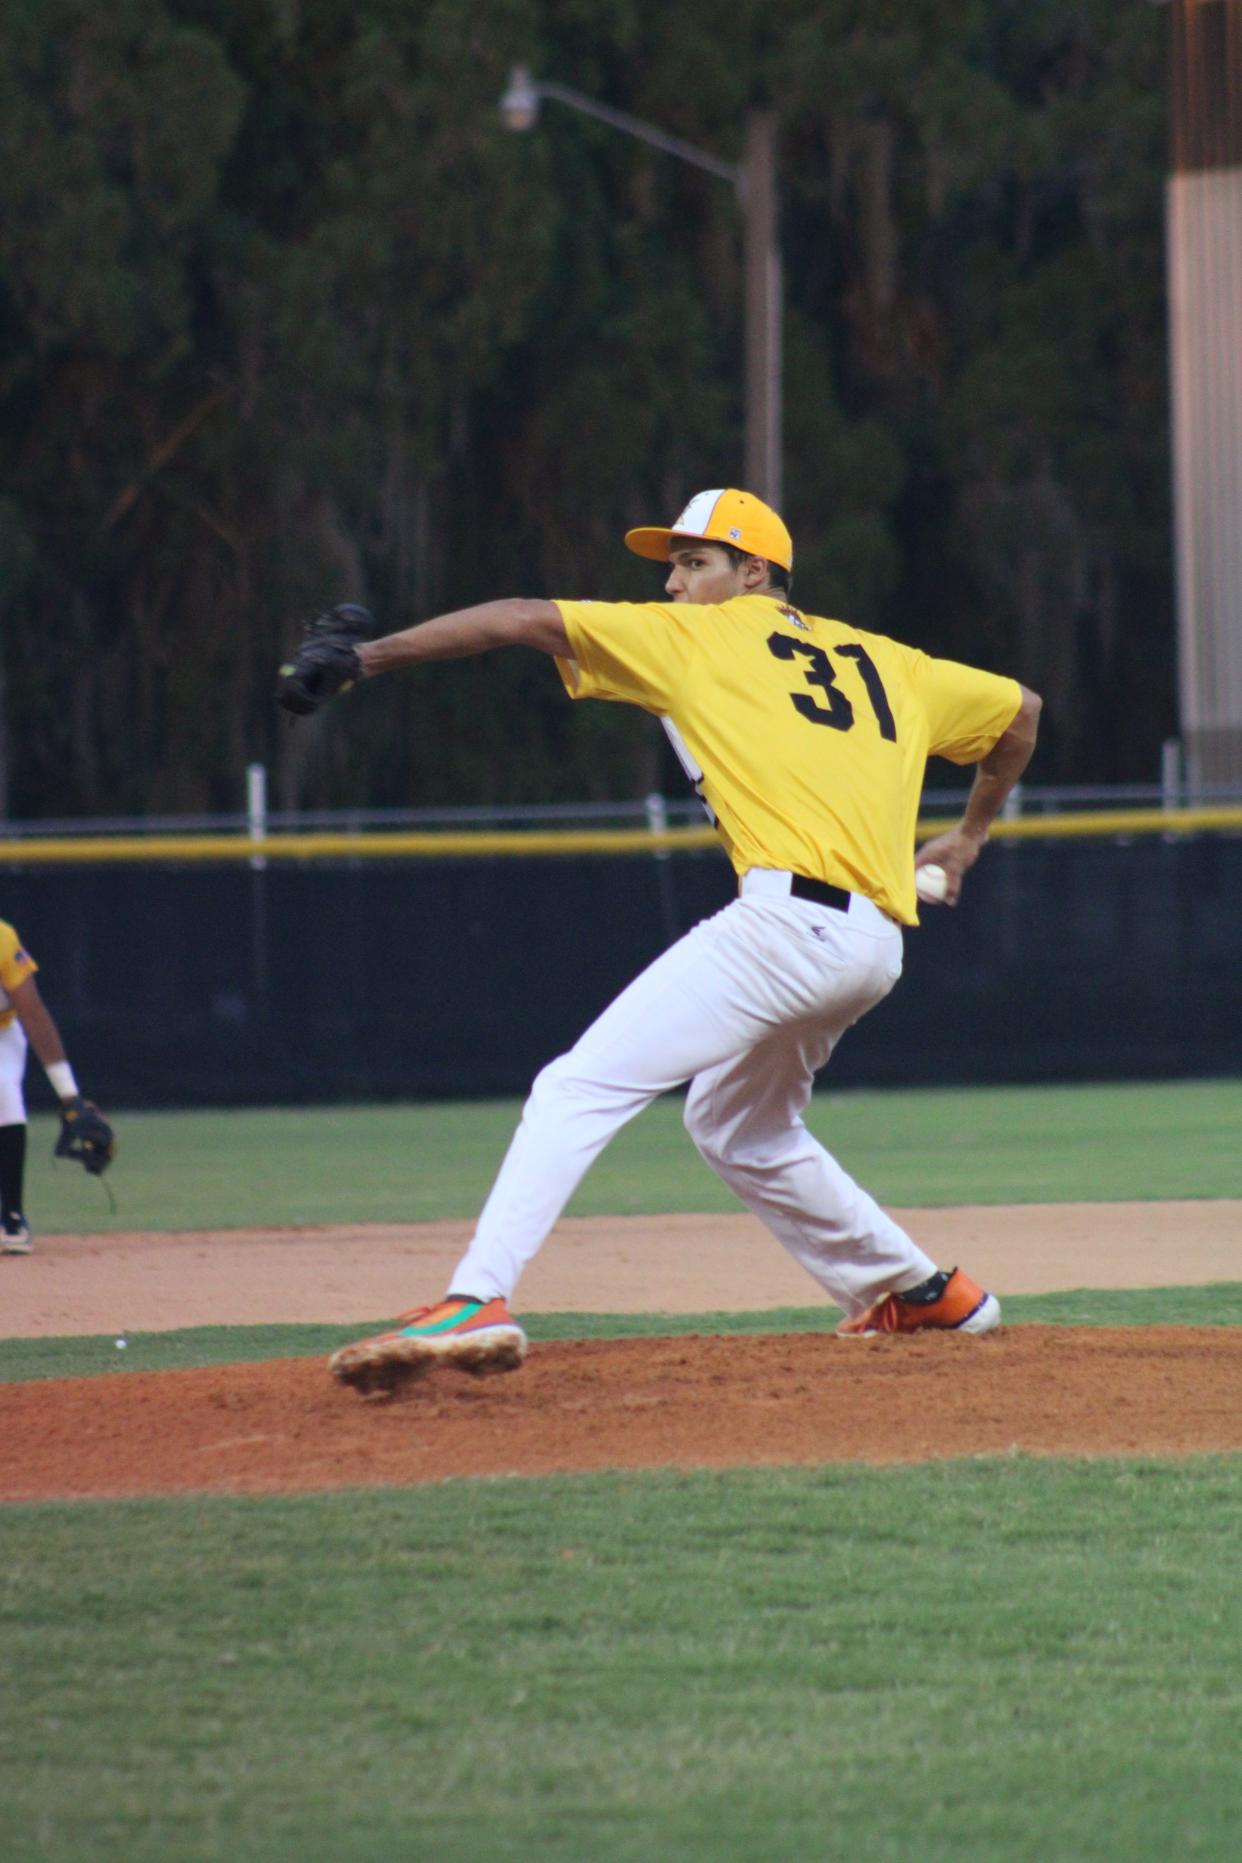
[743,109,783,507]
[1165,0,1242,792]
[502,71,784,510]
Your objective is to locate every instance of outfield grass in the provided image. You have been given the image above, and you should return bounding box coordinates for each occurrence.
[3,1462,1242,1861]
[23,1076,1242,1235]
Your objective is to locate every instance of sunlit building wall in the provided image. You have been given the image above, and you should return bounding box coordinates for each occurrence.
[1166,0,1242,790]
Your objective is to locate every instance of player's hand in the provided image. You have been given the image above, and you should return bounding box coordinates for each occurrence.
[54,1096,116,1176]
[913,827,986,907]
[276,604,374,716]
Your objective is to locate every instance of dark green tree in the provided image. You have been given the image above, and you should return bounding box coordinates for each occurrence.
[0,0,1174,816]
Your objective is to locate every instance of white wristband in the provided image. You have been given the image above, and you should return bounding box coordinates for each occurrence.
[46,1061,79,1101]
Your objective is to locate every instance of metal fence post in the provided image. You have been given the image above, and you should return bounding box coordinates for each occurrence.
[645,792,680,944]
[247,763,269,1019]
[246,763,268,872]
[1161,737,1184,812]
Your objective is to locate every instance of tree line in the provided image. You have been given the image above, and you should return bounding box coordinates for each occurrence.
[0,0,1172,818]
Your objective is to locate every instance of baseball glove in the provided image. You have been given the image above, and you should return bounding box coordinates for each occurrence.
[276,603,374,716]
[54,1096,116,1177]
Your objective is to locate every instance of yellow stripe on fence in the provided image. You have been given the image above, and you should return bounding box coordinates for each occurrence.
[0,828,717,863]
[916,805,1242,841]
[0,806,1240,865]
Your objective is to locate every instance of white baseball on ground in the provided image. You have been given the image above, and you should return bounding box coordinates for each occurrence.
[915,863,949,904]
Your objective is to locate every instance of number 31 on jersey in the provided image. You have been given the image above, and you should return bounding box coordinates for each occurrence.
[767,633,897,741]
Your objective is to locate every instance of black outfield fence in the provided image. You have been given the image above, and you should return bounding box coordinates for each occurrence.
[1,830,1239,1109]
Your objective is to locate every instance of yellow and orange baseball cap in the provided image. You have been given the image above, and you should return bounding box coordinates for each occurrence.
[625,488,793,574]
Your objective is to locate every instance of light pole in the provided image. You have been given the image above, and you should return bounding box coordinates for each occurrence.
[500,66,783,508]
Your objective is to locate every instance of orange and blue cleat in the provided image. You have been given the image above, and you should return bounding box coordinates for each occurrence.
[330,1296,528,1396]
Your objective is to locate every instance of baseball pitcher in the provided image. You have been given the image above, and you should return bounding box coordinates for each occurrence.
[277,490,1041,1394]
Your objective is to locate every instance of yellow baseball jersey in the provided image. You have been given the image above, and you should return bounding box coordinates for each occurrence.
[0,920,37,1030]
[555,594,1022,925]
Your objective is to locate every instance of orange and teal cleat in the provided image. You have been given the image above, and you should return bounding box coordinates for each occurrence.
[329,1296,528,1396]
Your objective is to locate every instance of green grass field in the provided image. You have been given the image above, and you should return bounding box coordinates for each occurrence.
[4,1465,1242,1861]
[22,1076,1242,1234]
[4,1080,1242,1859]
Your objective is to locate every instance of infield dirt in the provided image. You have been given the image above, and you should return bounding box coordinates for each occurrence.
[3,1204,1240,1498]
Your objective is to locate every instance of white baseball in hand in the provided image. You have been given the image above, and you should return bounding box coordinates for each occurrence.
[915,863,949,904]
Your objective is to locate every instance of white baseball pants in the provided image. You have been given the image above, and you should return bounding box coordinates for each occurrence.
[450,870,938,1317]
[0,1019,28,1125]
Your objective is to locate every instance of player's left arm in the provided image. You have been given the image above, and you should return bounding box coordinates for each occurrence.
[916,683,1042,903]
[10,974,116,1173]
[9,974,73,1077]
[277,597,685,717]
[358,601,570,676]
[277,600,573,716]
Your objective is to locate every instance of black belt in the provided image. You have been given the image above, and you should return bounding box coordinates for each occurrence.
[789,874,852,912]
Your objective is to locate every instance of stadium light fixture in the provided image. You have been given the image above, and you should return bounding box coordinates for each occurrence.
[500,66,783,507]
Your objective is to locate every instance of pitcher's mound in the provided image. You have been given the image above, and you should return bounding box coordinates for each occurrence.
[4,1326,1241,1500]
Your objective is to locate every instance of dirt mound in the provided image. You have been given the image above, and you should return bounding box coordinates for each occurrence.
[4,1326,1240,1500]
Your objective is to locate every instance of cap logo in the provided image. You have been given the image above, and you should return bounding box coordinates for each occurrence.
[728,526,742,541]
[672,489,725,534]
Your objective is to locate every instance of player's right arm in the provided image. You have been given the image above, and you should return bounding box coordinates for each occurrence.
[915,681,1042,900]
[957,683,1043,836]
[358,600,570,675]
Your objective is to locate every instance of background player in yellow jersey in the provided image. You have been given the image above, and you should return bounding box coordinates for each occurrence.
[0,918,114,1255]
[277,489,1041,1391]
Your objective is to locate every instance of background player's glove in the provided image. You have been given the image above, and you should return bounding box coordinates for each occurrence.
[276,604,374,716]
[54,1096,116,1176]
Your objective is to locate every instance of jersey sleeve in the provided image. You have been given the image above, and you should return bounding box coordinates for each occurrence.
[910,652,1023,765]
[0,921,37,994]
[553,600,692,713]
